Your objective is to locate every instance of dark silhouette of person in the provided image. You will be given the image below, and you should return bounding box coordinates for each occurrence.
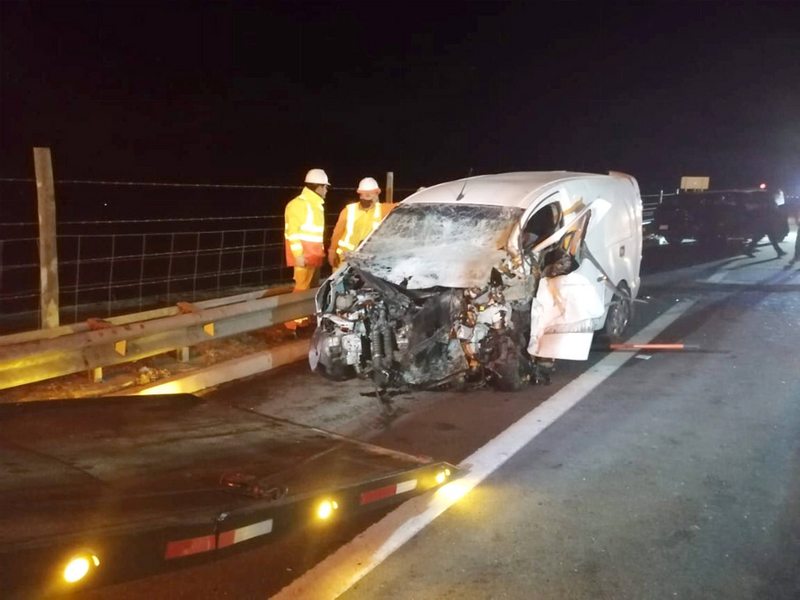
[743,196,786,258]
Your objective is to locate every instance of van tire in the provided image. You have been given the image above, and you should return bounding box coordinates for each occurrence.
[603,281,632,343]
[317,361,354,382]
[485,334,530,392]
[490,355,528,391]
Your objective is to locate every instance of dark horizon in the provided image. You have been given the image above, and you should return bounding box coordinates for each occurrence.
[2,1,799,204]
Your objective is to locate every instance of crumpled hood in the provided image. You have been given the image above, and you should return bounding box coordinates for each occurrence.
[349,242,506,289]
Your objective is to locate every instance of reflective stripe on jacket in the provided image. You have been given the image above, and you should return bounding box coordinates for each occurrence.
[332,202,392,257]
[284,187,325,267]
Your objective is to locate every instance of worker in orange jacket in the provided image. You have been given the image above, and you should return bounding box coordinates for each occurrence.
[328,177,394,269]
[284,168,328,329]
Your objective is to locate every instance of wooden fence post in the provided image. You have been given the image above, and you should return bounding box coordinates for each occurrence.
[386,171,394,203]
[33,147,60,329]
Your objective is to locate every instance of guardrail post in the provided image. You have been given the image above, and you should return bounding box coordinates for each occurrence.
[177,346,190,362]
[33,147,60,329]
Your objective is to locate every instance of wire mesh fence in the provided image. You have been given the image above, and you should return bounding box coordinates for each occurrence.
[0,217,292,331]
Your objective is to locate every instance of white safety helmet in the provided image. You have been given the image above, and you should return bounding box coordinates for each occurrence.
[357,177,381,193]
[305,168,330,186]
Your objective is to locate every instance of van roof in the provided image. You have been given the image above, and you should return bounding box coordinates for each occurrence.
[402,171,620,209]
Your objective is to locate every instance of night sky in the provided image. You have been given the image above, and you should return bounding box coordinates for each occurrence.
[1,1,799,197]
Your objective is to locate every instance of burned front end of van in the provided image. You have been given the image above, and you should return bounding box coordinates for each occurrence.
[309,203,543,391]
[309,172,639,392]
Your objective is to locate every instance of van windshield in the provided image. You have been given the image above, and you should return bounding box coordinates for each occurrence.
[357,203,523,255]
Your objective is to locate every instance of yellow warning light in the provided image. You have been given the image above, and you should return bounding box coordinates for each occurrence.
[435,468,452,485]
[62,552,100,583]
[316,499,339,520]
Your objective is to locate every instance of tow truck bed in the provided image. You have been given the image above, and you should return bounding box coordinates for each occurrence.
[0,394,455,595]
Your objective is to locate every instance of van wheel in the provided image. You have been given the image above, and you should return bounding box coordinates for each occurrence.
[603,282,632,343]
[490,354,528,391]
[317,361,354,382]
[484,333,530,392]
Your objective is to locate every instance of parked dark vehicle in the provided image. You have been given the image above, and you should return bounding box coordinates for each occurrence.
[654,190,787,246]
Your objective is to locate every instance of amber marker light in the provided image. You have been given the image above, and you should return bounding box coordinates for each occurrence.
[316,499,339,520]
[62,553,100,583]
[435,468,452,485]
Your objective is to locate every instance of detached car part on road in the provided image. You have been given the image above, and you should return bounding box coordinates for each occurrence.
[310,171,643,391]
[0,395,457,597]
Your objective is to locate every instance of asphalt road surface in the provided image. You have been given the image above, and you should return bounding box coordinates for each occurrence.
[78,236,800,599]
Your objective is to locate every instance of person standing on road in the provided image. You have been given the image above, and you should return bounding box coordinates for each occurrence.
[743,193,786,258]
[284,168,329,329]
[328,177,394,269]
[784,193,800,264]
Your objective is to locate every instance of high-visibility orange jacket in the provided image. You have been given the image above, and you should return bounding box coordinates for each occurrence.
[284,187,325,267]
[330,201,394,261]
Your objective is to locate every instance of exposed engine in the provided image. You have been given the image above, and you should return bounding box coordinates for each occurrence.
[309,265,537,391]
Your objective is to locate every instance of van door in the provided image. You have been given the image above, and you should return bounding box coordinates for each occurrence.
[526,202,607,361]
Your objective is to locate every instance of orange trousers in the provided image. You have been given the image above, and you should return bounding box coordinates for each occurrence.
[284,266,318,330]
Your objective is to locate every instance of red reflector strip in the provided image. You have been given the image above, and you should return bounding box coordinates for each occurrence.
[164,534,216,559]
[218,518,274,548]
[360,478,418,505]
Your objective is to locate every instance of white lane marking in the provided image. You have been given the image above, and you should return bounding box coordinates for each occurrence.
[272,300,697,600]
[703,270,729,283]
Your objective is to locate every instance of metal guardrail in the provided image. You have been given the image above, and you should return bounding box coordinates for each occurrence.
[0,285,293,346]
[0,287,315,390]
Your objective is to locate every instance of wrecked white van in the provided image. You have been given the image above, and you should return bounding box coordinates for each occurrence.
[309,171,642,391]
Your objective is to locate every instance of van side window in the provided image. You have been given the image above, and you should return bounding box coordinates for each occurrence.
[522,202,562,250]
[542,212,591,277]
